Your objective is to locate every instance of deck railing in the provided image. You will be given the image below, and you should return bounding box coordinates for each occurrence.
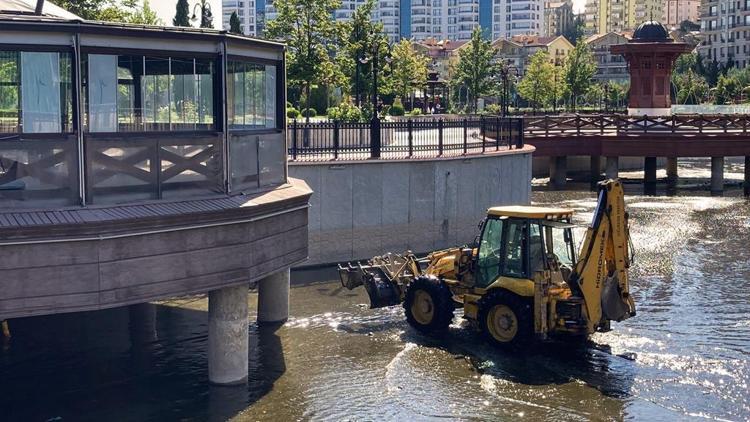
[287,116,525,161]
[524,114,750,136]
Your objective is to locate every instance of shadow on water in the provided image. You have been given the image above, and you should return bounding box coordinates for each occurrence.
[0,302,286,422]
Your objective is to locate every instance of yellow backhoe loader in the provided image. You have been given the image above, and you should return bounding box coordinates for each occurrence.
[338,179,636,346]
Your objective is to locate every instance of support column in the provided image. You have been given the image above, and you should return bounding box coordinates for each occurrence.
[549,156,567,189]
[208,284,249,385]
[644,156,657,195]
[745,156,750,197]
[711,156,724,196]
[666,157,678,193]
[590,155,602,190]
[257,269,291,323]
[605,156,619,180]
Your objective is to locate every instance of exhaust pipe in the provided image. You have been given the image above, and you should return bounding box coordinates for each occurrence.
[35,0,45,15]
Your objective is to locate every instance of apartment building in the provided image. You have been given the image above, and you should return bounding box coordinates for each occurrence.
[697,0,750,67]
[663,0,700,26]
[587,31,630,82]
[543,0,574,37]
[224,0,543,42]
[584,0,662,34]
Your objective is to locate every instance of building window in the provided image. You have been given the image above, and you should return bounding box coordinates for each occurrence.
[227,60,277,130]
[85,54,215,133]
[0,50,73,134]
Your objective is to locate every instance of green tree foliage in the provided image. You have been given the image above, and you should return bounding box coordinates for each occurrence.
[673,69,708,105]
[453,27,499,112]
[390,40,429,108]
[55,0,161,24]
[265,0,346,120]
[173,0,191,27]
[229,11,242,34]
[518,51,554,112]
[128,0,162,25]
[55,0,108,20]
[563,40,597,111]
[679,20,700,32]
[563,15,585,45]
[338,0,389,106]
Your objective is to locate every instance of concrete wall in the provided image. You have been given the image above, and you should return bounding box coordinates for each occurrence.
[532,155,666,177]
[289,147,534,265]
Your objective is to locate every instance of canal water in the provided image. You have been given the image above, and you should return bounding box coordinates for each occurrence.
[1,158,749,421]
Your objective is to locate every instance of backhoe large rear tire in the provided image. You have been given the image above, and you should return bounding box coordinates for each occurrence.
[403,276,454,335]
[478,290,532,348]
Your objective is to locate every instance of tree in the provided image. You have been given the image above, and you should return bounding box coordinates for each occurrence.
[563,40,597,111]
[54,0,109,20]
[679,20,700,32]
[390,40,429,108]
[338,0,389,107]
[453,27,499,112]
[674,69,708,105]
[518,51,554,112]
[173,0,191,27]
[563,15,585,45]
[128,0,162,25]
[265,0,345,121]
[229,11,242,34]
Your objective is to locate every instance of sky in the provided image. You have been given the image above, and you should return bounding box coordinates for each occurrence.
[150,0,223,28]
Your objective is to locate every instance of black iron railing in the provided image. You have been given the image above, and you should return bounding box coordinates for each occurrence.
[288,116,525,161]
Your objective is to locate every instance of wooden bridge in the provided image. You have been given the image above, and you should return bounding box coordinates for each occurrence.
[521,114,750,194]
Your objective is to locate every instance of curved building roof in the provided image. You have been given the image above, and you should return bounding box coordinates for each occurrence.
[632,20,672,42]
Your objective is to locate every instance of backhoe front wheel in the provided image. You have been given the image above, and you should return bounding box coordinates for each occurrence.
[478,290,532,347]
[403,276,454,334]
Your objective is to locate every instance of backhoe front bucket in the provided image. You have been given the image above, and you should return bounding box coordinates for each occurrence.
[338,263,402,308]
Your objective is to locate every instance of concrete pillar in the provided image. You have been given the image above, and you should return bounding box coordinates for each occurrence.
[666,157,678,194]
[711,156,724,196]
[549,156,567,189]
[590,155,602,190]
[128,303,157,343]
[605,156,619,180]
[208,284,249,385]
[644,157,657,195]
[257,269,291,323]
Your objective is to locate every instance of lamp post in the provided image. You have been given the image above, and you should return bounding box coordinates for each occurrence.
[359,34,390,158]
[190,0,212,28]
[604,82,610,113]
[500,60,509,117]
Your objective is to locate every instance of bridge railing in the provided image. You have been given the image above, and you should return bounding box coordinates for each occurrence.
[525,114,750,137]
[287,116,525,161]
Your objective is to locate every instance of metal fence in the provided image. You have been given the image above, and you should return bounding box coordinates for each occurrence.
[288,116,525,161]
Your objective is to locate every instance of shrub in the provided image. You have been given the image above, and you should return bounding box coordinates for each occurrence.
[326,102,363,122]
[286,101,293,108]
[286,107,301,119]
[408,108,422,116]
[389,98,405,116]
[301,107,317,118]
[484,103,502,115]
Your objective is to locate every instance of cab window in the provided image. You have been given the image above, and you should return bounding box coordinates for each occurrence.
[502,220,525,278]
[476,217,504,287]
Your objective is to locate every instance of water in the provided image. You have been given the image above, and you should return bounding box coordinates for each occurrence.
[1,158,749,421]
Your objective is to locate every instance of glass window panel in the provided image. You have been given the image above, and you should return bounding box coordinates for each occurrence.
[502,220,525,278]
[117,55,143,132]
[170,57,196,129]
[228,60,278,130]
[258,132,285,187]
[88,54,118,133]
[196,59,214,128]
[21,52,61,133]
[229,133,259,192]
[476,218,504,287]
[265,65,276,128]
[0,51,19,133]
[143,56,171,131]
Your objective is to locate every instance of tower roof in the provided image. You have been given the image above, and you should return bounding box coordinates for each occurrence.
[632,20,671,42]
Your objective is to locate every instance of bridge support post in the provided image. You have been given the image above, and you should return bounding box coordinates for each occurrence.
[711,156,724,196]
[590,155,602,190]
[644,157,657,195]
[745,156,750,197]
[257,269,290,323]
[666,157,678,194]
[208,284,249,385]
[605,156,619,180]
[549,156,567,189]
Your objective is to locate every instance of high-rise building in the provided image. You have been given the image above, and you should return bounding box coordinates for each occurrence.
[662,0,700,26]
[698,0,750,67]
[583,0,662,35]
[223,0,543,42]
[543,0,574,37]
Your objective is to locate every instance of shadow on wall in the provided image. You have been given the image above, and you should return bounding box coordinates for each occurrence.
[0,302,285,421]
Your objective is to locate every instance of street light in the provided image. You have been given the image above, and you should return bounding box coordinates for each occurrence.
[359,33,391,158]
[190,0,212,26]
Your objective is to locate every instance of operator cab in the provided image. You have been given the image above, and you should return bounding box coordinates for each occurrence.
[474,206,576,288]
